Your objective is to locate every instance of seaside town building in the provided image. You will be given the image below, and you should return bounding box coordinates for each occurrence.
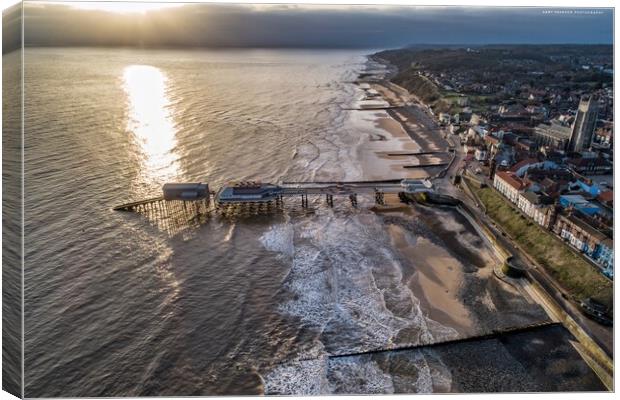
[597,190,613,208]
[593,129,612,148]
[553,211,614,278]
[389,47,614,278]
[438,112,451,125]
[490,164,613,277]
[568,96,599,152]
[530,95,601,154]
[593,238,614,277]
[516,191,554,228]
[559,195,601,216]
[493,171,527,203]
[533,120,572,150]
[474,147,488,162]
[565,153,613,175]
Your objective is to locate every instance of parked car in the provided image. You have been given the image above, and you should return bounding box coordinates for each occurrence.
[579,298,613,326]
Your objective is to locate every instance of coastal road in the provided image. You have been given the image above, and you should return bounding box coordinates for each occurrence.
[475,172,613,357]
[527,259,614,357]
[492,214,613,357]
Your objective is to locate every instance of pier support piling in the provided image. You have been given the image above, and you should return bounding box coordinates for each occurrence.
[374,189,385,206]
[349,194,358,208]
[325,194,334,207]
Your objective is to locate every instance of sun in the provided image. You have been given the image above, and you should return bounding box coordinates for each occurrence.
[68,1,186,14]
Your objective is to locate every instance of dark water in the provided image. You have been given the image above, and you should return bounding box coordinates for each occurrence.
[3,49,23,398]
[16,48,604,396]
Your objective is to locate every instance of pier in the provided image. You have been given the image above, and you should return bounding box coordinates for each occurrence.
[112,179,434,223]
[112,196,165,212]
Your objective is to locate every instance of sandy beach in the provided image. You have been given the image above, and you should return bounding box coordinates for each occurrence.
[387,222,473,334]
[351,110,451,181]
[350,71,549,345]
[350,74,453,185]
[355,180,478,339]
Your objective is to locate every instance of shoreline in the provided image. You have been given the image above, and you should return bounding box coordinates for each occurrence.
[351,59,481,337]
[352,57,453,186]
[357,56,611,389]
[351,56,577,345]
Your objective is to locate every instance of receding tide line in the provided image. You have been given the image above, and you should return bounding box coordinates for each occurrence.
[275,321,561,365]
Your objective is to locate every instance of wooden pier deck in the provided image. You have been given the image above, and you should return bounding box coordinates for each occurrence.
[111,180,433,235]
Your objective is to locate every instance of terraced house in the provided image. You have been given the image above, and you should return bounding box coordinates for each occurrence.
[553,212,614,278]
[492,170,613,279]
[516,191,554,228]
[493,171,528,202]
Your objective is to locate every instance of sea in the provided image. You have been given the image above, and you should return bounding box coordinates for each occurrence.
[3,48,605,396]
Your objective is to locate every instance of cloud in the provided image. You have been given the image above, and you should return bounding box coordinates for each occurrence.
[13,3,614,50]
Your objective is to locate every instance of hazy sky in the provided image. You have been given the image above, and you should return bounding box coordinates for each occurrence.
[4,2,615,50]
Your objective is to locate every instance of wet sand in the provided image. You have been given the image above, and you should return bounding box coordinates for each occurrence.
[352,81,549,339]
[379,206,550,339]
[387,108,448,153]
[371,78,450,153]
[356,84,541,342]
[352,109,448,181]
[353,80,475,336]
[351,77,453,184]
[263,64,605,394]
[369,82,407,106]
[387,223,473,334]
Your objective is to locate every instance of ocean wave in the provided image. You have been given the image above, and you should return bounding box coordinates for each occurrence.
[327,356,394,394]
[263,357,330,395]
[265,345,454,395]
[259,219,295,259]
[259,208,457,394]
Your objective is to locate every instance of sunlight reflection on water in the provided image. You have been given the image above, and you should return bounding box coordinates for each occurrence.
[123,64,179,182]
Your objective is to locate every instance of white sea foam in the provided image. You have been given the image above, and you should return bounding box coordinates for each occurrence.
[261,210,462,346]
[263,357,330,395]
[327,357,395,394]
[260,57,456,395]
[324,348,452,395]
[259,221,295,259]
[260,208,458,394]
[279,245,334,327]
[223,223,236,242]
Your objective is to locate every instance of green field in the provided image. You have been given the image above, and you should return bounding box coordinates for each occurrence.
[467,179,613,308]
